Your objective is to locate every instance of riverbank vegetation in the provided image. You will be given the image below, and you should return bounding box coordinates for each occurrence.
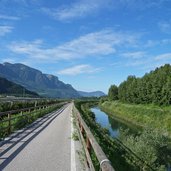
[75,100,169,171]
[119,128,171,171]
[100,101,171,137]
[103,64,171,137]
[97,64,171,170]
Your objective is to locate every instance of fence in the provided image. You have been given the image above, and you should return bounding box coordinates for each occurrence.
[73,105,115,171]
[0,102,67,137]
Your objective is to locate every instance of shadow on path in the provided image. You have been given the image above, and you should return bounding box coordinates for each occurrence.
[0,105,67,170]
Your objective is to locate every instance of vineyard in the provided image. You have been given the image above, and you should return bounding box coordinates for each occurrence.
[0,99,66,140]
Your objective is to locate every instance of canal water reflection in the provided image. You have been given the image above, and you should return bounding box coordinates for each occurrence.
[91,107,137,138]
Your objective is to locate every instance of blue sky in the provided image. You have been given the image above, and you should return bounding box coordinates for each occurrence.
[0,0,171,93]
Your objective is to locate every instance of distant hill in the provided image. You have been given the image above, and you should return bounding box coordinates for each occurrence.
[0,77,39,97]
[78,91,105,97]
[0,62,80,98]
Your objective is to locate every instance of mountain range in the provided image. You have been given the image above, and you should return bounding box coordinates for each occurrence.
[78,91,105,97]
[0,62,79,98]
[0,63,105,98]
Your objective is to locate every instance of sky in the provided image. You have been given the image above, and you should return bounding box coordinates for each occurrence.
[0,0,171,93]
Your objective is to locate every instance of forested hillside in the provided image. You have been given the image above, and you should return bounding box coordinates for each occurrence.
[108,64,171,105]
[0,77,39,97]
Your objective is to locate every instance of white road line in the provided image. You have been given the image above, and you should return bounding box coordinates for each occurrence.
[71,106,76,171]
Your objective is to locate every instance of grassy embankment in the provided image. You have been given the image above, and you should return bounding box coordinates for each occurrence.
[74,100,165,171]
[100,101,171,137]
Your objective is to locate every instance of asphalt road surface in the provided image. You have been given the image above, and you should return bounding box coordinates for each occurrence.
[0,103,74,171]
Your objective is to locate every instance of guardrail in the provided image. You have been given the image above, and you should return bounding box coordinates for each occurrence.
[0,102,67,136]
[73,105,115,171]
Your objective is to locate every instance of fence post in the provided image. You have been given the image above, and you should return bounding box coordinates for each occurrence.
[8,113,11,135]
[80,125,84,133]
[86,137,91,152]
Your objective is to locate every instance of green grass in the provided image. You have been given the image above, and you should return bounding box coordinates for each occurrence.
[75,100,170,170]
[75,101,140,171]
[72,130,79,141]
[99,101,171,137]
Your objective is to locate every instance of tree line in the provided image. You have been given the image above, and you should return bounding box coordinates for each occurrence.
[108,64,171,105]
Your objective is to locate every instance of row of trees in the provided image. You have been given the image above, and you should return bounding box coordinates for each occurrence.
[108,64,171,105]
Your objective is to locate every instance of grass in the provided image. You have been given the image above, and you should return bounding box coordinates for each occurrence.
[75,101,171,170]
[99,101,171,137]
[75,101,139,171]
[72,130,79,141]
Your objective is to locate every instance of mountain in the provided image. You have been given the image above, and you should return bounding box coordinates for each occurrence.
[0,77,39,97]
[0,62,80,98]
[78,91,106,97]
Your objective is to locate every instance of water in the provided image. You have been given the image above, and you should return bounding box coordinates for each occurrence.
[91,107,171,170]
[91,107,137,138]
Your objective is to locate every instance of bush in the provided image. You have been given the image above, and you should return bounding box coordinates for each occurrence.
[119,128,170,170]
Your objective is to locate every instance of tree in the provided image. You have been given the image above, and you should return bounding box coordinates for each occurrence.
[112,64,171,105]
[108,85,118,101]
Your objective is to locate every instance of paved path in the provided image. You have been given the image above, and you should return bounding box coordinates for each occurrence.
[0,103,74,171]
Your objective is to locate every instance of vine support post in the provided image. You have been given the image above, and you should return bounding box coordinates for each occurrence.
[8,113,11,135]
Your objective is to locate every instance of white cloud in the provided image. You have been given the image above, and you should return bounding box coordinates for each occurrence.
[8,29,138,61]
[158,21,171,34]
[1,0,39,6]
[42,0,112,21]
[125,52,171,69]
[0,14,20,20]
[136,52,171,71]
[155,53,171,60]
[110,62,122,66]
[145,39,171,48]
[116,0,169,9]
[122,51,146,59]
[0,26,13,36]
[42,0,168,21]
[0,58,16,63]
[161,39,171,44]
[125,60,146,67]
[57,64,101,75]
[145,40,159,47]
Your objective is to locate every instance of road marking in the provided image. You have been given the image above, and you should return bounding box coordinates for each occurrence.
[71,105,76,171]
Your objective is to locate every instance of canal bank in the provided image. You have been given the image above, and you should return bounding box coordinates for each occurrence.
[91,107,140,138]
[91,105,171,171]
[99,101,171,138]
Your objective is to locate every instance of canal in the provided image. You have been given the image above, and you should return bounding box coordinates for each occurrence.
[91,107,139,138]
[91,107,171,170]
